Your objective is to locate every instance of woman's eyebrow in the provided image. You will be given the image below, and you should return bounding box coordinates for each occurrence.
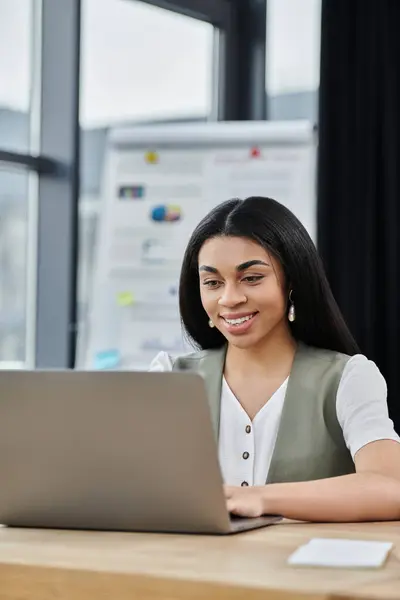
[236,260,269,271]
[199,265,219,273]
[199,260,270,273]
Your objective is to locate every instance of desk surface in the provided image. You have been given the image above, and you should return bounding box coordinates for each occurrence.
[1,521,400,600]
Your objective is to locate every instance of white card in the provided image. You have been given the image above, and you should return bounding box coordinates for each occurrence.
[288,538,393,569]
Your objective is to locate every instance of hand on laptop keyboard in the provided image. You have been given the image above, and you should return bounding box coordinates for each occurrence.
[225,484,267,518]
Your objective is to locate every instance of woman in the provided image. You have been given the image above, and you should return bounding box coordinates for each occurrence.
[150,196,400,522]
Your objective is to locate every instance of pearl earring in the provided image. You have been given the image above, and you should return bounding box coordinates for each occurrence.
[208,319,215,328]
[288,290,296,322]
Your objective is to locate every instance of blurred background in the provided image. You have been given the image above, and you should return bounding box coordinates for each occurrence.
[0,0,399,427]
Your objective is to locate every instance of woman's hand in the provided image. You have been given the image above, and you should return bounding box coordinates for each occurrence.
[224,485,269,518]
[225,458,400,522]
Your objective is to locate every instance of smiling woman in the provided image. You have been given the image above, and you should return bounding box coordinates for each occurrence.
[149,196,400,523]
[199,240,289,346]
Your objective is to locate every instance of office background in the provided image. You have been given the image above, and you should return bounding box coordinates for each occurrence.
[0,0,399,428]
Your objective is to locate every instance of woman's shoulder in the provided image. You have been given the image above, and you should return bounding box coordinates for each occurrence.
[301,343,350,363]
[303,344,383,375]
[148,347,225,372]
[304,344,385,385]
[339,352,387,391]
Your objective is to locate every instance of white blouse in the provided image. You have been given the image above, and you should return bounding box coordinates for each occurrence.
[149,352,400,486]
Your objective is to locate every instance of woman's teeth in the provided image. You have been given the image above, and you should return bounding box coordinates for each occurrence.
[224,314,255,325]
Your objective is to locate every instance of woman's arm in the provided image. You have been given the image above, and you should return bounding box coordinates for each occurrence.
[225,440,400,522]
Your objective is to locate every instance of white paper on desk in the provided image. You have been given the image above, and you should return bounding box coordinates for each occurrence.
[288,538,393,569]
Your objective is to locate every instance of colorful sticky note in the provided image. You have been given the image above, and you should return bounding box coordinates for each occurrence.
[117,292,135,307]
[94,349,121,370]
[145,150,159,164]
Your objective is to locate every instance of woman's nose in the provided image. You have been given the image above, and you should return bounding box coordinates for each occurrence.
[218,284,247,307]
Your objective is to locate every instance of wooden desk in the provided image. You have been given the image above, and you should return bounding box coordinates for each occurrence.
[0,521,399,600]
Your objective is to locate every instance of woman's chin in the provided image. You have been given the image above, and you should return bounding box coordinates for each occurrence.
[226,332,260,350]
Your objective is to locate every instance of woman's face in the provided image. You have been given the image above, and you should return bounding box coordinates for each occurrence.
[198,236,290,349]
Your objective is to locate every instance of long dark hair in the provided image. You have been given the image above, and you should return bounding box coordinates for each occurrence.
[179,196,359,355]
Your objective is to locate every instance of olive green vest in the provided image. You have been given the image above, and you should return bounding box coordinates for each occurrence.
[172,343,355,483]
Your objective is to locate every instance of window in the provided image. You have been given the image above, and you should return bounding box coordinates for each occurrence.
[0,0,34,152]
[0,165,30,365]
[266,0,321,121]
[0,0,36,366]
[80,0,214,126]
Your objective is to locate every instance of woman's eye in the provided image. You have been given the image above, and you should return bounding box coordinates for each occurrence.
[203,280,220,288]
[243,275,264,283]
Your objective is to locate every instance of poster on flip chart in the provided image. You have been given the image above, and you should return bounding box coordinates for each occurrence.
[79,121,317,370]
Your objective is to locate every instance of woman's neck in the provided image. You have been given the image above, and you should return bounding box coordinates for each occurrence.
[224,327,297,379]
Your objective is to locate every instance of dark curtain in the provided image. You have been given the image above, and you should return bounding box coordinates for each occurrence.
[317,1,400,428]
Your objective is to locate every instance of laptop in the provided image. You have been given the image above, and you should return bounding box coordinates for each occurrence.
[0,370,281,535]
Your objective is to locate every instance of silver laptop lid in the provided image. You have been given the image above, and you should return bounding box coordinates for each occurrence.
[0,370,232,534]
